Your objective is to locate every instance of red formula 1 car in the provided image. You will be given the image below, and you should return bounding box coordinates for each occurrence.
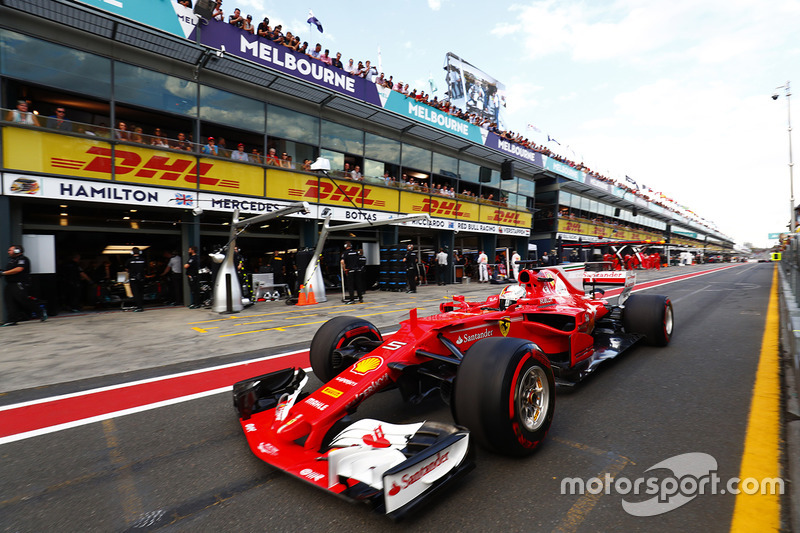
[233,264,673,519]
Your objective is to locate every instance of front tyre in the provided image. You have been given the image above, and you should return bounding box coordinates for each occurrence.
[622,294,673,346]
[310,316,382,383]
[453,337,555,456]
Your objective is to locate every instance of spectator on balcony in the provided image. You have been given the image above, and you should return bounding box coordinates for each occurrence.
[279,152,293,168]
[309,43,322,59]
[228,8,244,28]
[257,17,270,38]
[265,147,280,165]
[115,121,130,141]
[331,52,343,69]
[217,137,230,157]
[298,41,308,54]
[271,25,284,44]
[250,148,262,164]
[7,100,39,126]
[132,126,145,144]
[231,143,248,161]
[201,136,218,155]
[343,162,352,178]
[177,0,192,8]
[320,49,332,65]
[350,165,362,181]
[345,59,356,75]
[361,60,377,82]
[355,61,366,77]
[212,1,224,21]
[287,36,301,51]
[46,107,71,131]
[242,14,254,34]
[301,159,312,171]
[172,132,192,151]
[150,127,169,147]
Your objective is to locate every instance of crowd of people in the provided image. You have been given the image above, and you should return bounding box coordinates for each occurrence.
[5,0,720,235]
[206,2,721,234]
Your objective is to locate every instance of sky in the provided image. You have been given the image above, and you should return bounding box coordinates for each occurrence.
[226,0,800,249]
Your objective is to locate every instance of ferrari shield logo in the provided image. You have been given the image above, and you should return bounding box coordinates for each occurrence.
[499,317,511,337]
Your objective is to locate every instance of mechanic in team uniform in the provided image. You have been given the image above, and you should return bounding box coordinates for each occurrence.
[340,242,361,304]
[184,246,202,309]
[403,243,418,293]
[1,244,47,326]
[126,247,146,312]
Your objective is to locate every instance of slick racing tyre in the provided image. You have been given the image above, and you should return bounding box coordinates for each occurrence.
[453,337,555,456]
[310,316,382,383]
[622,294,673,346]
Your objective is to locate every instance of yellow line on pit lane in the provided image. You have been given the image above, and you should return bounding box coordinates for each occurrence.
[187,302,357,325]
[729,266,781,531]
[218,308,422,337]
[219,320,329,336]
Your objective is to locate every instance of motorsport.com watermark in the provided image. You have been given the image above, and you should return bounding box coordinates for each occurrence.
[560,452,784,517]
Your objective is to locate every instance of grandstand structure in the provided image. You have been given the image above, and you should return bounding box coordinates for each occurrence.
[0,0,733,302]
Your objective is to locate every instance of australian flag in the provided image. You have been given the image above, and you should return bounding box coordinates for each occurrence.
[307,10,323,33]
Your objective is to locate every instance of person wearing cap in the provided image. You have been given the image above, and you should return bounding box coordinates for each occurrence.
[242,14,254,34]
[201,136,218,155]
[257,17,270,38]
[231,142,248,161]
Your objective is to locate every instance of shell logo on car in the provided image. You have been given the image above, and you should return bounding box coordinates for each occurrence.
[351,356,383,375]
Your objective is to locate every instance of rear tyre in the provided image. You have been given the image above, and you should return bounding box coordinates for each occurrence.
[453,337,555,456]
[622,294,673,346]
[310,316,382,383]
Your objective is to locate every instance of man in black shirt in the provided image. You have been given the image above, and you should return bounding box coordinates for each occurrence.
[126,247,146,312]
[340,242,361,304]
[1,244,46,326]
[184,246,202,309]
[402,243,418,293]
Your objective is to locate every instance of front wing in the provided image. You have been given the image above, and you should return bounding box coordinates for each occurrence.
[233,369,474,520]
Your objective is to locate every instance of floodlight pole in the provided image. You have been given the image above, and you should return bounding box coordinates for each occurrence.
[776,81,795,233]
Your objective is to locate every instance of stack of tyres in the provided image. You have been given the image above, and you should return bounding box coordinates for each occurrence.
[378,244,407,291]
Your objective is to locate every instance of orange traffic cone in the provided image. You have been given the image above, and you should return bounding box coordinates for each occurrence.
[297,286,307,305]
[307,290,317,305]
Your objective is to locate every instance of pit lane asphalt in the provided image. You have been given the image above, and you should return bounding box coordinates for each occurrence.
[0,264,724,402]
[0,262,784,532]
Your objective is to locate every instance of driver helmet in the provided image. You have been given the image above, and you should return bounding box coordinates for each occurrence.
[500,284,526,308]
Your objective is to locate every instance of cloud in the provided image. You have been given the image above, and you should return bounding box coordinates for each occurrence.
[428,0,442,10]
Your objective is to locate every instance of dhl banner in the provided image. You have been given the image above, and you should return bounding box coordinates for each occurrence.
[2,129,264,195]
[479,205,532,227]
[1,127,531,235]
[558,218,699,246]
[272,172,399,212]
[402,191,475,221]
[4,129,112,181]
[558,218,662,241]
